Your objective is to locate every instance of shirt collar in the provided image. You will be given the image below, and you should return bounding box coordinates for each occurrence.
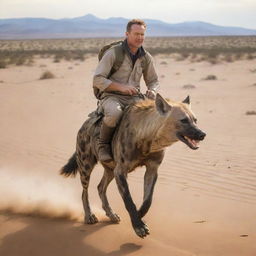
[123,39,146,58]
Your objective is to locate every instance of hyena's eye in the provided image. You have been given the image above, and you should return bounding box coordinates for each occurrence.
[180,118,189,124]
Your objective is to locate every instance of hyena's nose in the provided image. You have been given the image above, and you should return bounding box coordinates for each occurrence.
[199,131,206,140]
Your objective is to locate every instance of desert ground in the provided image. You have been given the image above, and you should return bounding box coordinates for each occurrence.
[0,37,256,256]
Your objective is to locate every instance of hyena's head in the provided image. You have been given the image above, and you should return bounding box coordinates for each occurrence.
[155,94,206,150]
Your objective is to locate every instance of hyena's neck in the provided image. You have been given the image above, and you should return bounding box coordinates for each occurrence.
[133,109,167,141]
[151,133,177,152]
[133,110,177,152]
[128,101,178,152]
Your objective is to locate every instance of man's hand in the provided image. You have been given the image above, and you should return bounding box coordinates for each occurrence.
[119,85,138,96]
[105,82,138,96]
[146,90,156,100]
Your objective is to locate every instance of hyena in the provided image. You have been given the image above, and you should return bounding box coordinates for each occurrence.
[60,94,206,238]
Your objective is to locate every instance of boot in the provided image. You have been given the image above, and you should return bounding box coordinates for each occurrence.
[98,122,115,162]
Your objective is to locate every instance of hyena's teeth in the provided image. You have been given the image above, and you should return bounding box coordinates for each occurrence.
[185,136,200,147]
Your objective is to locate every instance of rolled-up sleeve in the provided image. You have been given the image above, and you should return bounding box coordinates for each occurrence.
[93,48,116,92]
[143,53,159,92]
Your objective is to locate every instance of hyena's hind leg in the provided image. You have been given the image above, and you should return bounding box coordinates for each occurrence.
[76,136,98,224]
[77,156,98,224]
[97,166,120,223]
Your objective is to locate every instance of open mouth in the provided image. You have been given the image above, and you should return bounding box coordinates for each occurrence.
[177,133,201,150]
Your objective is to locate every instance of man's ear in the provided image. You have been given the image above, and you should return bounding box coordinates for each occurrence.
[155,93,172,116]
[183,95,190,105]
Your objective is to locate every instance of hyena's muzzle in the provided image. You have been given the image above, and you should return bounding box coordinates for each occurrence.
[176,120,206,150]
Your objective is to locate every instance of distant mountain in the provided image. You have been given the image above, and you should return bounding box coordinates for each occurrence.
[0,14,256,39]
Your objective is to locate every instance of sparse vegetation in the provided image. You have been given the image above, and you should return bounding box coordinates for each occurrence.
[203,75,218,80]
[0,36,256,67]
[245,110,256,115]
[183,84,196,89]
[0,60,7,69]
[40,71,55,80]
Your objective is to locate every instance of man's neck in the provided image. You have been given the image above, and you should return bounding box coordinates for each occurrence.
[127,42,139,55]
[129,47,138,55]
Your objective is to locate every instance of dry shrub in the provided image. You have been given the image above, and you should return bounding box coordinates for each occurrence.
[27,57,34,66]
[0,61,7,69]
[16,56,26,66]
[54,56,61,63]
[195,55,207,62]
[246,54,254,60]
[40,71,55,80]
[224,54,234,62]
[245,110,256,115]
[183,84,196,89]
[204,75,217,80]
[234,53,242,60]
[208,58,220,65]
[175,54,187,61]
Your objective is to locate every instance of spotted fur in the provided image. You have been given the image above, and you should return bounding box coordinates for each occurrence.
[60,94,206,238]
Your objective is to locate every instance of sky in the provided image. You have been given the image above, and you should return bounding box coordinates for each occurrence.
[0,0,256,30]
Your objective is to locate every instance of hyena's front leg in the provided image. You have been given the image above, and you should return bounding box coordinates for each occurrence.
[114,164,150,238]
[138,166,158,218]
[138,151,164,218]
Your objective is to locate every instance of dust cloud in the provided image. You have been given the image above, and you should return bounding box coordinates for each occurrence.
[0,167,83,221]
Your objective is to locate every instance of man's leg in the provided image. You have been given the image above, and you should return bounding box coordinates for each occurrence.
[98,96,123,162]
[98,122,115,162]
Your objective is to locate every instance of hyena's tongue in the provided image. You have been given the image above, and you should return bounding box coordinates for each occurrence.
[185,136,200,148]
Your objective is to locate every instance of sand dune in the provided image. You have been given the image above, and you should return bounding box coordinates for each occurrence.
[0,56,256,255]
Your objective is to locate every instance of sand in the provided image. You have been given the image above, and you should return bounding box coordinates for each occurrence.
[0,55,256,256]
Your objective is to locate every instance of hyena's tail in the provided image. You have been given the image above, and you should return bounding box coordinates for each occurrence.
[60,153,78,177]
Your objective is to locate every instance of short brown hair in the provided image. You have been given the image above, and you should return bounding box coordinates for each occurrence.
[126,19,147,32]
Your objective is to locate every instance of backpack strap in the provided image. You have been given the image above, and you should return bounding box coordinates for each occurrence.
[107,42,125,78]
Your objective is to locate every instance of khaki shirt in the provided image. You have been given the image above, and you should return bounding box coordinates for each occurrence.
[93,47,159,97]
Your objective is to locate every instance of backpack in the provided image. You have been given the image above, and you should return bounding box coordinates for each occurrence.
[93,41,150,99]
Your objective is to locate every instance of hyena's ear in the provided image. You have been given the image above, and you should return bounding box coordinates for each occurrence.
[155,93,172,116]
[183,95,190,105]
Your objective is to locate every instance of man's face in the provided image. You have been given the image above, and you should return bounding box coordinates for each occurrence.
[126,24,146,49]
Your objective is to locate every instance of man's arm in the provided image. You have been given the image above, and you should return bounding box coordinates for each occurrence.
[93,49,138,96]
[104,82,138,96]
[143,53,159,99]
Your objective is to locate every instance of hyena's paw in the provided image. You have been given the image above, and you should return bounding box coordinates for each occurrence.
[107,212,121,223]
[85,214,98,224]
[133,220,150,238]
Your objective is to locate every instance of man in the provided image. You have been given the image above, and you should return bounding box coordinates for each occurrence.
[93,19,159,162]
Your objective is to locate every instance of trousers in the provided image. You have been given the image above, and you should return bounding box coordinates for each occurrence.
[99,94,140,127]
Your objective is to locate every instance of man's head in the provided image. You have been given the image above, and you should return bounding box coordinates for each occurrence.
[126,19,146,51]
